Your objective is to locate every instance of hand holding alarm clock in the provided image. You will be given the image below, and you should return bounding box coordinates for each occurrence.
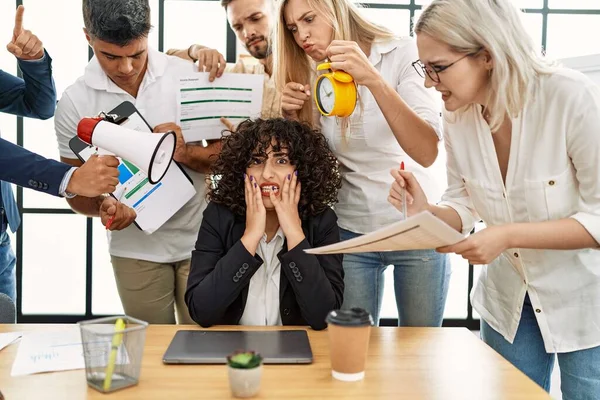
[315,40,383,117]
[281,64,357,119]
[281,40,380,119]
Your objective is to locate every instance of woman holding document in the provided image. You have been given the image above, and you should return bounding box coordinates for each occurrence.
[275,0,449,326]
[185,118,344,330]
[389,0,600,397]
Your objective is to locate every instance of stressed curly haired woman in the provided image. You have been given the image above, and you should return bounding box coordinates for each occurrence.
[185,118,344,330]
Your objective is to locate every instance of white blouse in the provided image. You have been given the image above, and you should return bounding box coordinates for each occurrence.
[320,38,443,234]
[239,228,284,326]
[439,68,600,353]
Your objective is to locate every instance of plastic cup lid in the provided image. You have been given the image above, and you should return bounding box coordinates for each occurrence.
[325,308,374,327]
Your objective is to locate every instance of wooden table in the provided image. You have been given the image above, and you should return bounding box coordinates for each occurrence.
[0,325,550,399]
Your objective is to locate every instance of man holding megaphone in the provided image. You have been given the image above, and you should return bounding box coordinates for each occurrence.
[54,0,221,325]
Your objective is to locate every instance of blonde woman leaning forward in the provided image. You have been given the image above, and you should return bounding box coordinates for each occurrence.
[275,0,449,326]
[389,0,600,397]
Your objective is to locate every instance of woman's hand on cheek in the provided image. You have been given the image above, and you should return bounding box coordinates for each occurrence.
[241,174,266,254]
[269,171,305,249]
[326,40,380,88]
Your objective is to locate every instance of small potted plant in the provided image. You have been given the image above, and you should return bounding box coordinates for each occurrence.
[226,350,263,398]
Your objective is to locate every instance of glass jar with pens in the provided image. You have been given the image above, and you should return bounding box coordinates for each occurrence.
[78,315,148,393]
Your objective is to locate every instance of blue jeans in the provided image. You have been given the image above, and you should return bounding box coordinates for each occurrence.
[481,294,600,400]
[0,230,16,302]
[340,228,450,326]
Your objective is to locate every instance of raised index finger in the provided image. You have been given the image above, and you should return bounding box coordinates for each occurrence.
[14,5,24,36]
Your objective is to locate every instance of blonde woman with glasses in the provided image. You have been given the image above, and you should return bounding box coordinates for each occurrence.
[275,0,449,327]
[389,0,600,397]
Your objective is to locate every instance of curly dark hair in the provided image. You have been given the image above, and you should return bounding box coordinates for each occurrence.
[209,118,341,218]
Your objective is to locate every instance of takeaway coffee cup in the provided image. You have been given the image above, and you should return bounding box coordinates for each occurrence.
[325,308,374,381]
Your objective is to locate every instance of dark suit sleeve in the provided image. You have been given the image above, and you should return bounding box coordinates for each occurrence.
[185,203,264,327]
[0,51,56,119]
[0,138,71,196]
[279,208,344,330]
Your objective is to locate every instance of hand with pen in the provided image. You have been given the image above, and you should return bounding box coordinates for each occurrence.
[388,165,429,217]
[100,196,136,231]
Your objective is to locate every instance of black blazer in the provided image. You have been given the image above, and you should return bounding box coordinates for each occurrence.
[185,202,344,330]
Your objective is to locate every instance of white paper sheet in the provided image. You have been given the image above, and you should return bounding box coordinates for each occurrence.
[178,73,264,141]
[305,211,465,255]
[0,332,22,352]
[11,327,128,377]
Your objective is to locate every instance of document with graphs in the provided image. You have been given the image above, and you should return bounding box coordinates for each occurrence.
[178,72,264,142]
[305,211,465,255]
[69,101,196,234]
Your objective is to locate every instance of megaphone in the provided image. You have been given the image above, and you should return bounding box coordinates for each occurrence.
[77,117,176,184]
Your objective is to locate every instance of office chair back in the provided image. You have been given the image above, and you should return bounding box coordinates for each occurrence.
[0,293,16,323]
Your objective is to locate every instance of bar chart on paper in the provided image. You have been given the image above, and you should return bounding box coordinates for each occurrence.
[117,160,139,184]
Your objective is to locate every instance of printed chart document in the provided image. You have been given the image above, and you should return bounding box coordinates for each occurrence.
[305,211,465,255]
[178,73,264,141]
[69,101,196,234]
[11,327,128,376]
[0,332,21,352]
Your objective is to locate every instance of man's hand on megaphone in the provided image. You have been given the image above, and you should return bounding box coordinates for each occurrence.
[100,197,137,231]
[67,155,120,197]
[154,123,187,164]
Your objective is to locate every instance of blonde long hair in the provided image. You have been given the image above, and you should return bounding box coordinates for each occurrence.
[414,0,555,132]
[274,0,395,125]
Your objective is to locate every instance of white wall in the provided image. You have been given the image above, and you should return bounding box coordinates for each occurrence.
[561,54,600,85]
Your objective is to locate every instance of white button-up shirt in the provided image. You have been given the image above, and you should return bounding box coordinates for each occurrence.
[320,38,443,234]
[54,48,207,263]
[439,69,600,353]
[240,228,284,326]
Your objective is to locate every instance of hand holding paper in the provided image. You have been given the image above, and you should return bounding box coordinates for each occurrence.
[153,123,187,163]
[437,225,511,265]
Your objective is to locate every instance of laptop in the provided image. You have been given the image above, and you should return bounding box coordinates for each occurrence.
[162,330,314,364]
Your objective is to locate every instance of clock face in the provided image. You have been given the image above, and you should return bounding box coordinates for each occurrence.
[316,78,335,114]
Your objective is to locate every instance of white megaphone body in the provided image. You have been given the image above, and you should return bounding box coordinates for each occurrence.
[77,117,176,184]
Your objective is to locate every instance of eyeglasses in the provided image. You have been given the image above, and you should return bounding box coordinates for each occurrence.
[412,52,475,83]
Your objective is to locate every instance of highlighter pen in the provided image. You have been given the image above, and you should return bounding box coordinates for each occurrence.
[103,318,126,391]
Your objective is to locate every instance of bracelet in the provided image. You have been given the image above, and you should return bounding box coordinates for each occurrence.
[187,45,198,63]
